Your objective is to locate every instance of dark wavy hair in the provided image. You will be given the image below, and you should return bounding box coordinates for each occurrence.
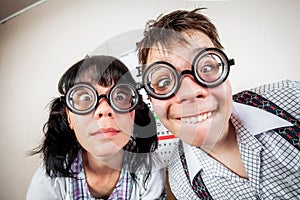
[30,55,158,183]
[137,8,223,69]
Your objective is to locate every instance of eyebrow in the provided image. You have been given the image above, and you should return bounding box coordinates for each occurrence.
[192,46,208,54]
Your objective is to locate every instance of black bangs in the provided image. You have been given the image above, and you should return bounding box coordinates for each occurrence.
[74,55,135,87]
[58,59,85,95]
[58,55,136,95]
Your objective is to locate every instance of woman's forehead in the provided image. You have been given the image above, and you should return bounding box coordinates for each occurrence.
[75,67,115,84]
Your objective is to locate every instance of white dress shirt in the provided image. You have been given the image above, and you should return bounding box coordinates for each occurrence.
[168,80,300,200]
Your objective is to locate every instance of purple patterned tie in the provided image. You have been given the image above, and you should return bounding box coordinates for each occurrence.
[233,90,300,151]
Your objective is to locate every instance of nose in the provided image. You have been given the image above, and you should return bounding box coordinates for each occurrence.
[93,98,114,119]
[175,75,209,103]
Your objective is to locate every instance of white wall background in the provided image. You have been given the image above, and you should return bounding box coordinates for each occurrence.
[0,0,299,199]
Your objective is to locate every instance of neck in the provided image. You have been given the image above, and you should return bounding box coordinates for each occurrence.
[82,149,124,173]
[208,121,237,156]
[201,122,248,179]
[199,120,235,155]
[82,150,124,198]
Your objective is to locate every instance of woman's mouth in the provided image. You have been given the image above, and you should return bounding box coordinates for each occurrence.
[181,111,212,124]
[92,128,120,137]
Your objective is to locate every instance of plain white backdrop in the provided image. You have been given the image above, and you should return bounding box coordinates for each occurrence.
[0,0,299,199]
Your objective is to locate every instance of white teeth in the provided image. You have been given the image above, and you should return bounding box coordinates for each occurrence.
[181,112,212,124]
[207,112,211,118]
[197,115,203,122]
[191,117,197,123]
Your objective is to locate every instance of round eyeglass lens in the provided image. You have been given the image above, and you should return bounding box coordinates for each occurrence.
[110,84,138,112]
[66,84,97,114]
[143,62,179,99]
[193,49,229,87]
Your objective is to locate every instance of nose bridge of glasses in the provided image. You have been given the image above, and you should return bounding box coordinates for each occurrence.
[97,94,109,103]
[95,94,111,110]
[180,69,194,77]
[179,69,197,82]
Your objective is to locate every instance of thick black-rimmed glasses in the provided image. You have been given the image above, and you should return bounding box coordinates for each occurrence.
[142,48,235,99]
[64,82,139,115]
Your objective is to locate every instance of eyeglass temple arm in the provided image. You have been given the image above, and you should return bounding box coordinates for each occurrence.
[136,82,144,91]
[229,59,235,66]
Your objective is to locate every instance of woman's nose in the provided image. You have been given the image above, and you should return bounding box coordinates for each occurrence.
[175,75,209,103]
[93,98,114,119]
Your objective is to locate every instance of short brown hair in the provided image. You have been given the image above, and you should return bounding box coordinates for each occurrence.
[137,8,223,68]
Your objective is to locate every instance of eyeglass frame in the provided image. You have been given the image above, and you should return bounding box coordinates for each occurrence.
[141,48,235,100]
[63,82,139,115]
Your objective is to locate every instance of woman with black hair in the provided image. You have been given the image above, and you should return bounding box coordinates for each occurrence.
[26,55,166,199]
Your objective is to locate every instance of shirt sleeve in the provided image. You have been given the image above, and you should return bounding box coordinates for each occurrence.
[26,164,67,200]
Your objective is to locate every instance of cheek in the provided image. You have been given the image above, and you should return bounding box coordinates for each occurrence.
[115,112,135,134]
[213,80,232,102]
[222,80,232,105]
[151,99,169,119]
[70,114,91,130]
[214,80,233,118]
[68,115,92,146]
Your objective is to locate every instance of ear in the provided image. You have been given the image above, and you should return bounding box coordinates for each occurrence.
[65,108,74,130]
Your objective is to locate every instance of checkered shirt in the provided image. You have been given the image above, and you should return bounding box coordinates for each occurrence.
[168,80,300,199]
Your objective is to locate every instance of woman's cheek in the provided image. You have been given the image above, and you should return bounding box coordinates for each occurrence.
[115,113,135,136]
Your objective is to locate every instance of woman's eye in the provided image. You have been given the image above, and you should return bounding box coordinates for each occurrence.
[115,92,131,102]
[79,94,92,102]
[115,94,124,101]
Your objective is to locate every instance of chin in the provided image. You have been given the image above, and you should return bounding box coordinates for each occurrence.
[184,134,207,147]
[175,121,209,141]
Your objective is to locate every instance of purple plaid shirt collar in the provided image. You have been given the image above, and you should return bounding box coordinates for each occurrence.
[69,149,133,200]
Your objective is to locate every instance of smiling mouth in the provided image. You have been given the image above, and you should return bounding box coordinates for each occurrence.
[181,111,212,124]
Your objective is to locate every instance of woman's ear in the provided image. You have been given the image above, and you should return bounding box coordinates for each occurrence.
[65,108,74,130]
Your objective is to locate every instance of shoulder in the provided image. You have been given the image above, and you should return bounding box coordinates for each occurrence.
[167,142,187,188]
[249,79,299,96]
[168,142,183,185]
[168,141,181,175]
[249,79,300,119]
[26,164,67,200]
[132,158,167,199]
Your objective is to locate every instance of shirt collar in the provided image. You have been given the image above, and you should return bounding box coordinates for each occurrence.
[183,102,293,184]
[231,102,292,135]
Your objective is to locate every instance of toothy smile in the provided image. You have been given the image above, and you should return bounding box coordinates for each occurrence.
[181,112,212,124]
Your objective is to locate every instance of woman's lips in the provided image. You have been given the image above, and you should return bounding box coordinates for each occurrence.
[92,128,120,137]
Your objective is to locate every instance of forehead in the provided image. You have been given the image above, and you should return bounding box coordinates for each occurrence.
[146,31,215,65]
[74,64,124,87]
[75,64,104,83]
